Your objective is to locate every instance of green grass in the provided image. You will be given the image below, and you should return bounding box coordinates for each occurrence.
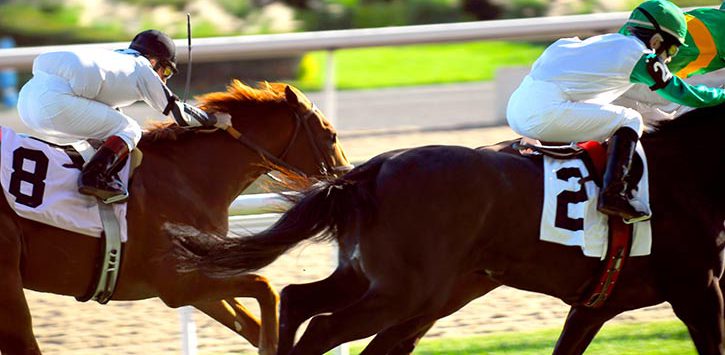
[295,40,547,91]
[336,320,695,354]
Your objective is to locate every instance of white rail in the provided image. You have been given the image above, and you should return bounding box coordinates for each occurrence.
[0,11,635,71]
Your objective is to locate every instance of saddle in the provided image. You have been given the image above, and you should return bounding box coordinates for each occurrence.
[512,139,644,191]
[511,138,642,308]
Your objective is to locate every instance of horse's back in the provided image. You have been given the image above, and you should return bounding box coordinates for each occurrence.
[362,144,543,258]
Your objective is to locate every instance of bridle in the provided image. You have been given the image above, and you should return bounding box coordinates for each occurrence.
[222,104,351,179]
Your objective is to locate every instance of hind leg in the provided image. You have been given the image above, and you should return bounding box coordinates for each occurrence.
[0,216,40,354]
[158,273,278,355]
[279,264,368,354]
[290,264,456,355]
[669,269,724,355]
[364,274,501,355]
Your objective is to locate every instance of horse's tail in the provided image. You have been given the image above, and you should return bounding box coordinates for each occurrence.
[173,157,382,277]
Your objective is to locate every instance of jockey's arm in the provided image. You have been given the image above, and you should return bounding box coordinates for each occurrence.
[630,53,725,108]
[137,67,220,127]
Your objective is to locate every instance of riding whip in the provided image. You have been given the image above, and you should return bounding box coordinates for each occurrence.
[183,13,192,103]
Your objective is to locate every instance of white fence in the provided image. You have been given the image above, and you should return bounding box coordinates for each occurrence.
[0,11,634,124]
[0,11,634,71]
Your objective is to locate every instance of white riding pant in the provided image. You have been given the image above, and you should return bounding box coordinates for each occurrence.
[507,76,643,143]
[17,71,141,150]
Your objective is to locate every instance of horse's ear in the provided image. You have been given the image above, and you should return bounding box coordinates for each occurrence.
[285,85,301,106]
[285,85,311,109]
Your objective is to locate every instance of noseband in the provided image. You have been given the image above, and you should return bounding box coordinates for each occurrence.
[222,105,341,178]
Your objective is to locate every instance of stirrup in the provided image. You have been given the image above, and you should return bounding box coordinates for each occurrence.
[101,192,129,205]
[622,198,652,224]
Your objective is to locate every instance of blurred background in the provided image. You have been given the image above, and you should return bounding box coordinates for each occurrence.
[0,1,721,354]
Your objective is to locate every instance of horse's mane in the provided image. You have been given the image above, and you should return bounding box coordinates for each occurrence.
[646,104,725,139]
[141,80,289,143]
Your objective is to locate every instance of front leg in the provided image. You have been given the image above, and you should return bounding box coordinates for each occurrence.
[553,306,621,355]
[158,274,279,355]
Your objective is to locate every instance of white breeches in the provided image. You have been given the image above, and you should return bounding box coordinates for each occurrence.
[506,76,643,143]
[17,72,141,150]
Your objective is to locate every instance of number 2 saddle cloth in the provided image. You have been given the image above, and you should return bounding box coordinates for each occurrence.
[539,142,652,259]
[0,127,129,241]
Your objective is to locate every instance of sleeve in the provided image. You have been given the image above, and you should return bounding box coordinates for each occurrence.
[136,66,217,127]
[136,65,177,114]
[630,53,725,107]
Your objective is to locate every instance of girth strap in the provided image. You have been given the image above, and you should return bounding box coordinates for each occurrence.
[75,199,123,304]
[582,213,633,307]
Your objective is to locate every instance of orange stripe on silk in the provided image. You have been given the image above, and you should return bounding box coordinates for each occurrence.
[676,14,717,78]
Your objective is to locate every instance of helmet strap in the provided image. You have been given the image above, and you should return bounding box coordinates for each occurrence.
[635,7,672,56]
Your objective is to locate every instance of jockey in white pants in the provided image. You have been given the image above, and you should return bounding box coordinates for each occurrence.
[17,30,229,204]
[506,0,725,224]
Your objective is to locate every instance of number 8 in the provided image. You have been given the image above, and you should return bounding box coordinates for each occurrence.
[8,148,49,208]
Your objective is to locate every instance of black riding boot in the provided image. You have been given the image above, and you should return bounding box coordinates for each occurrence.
[78,136,130,204]
[597,127,652,224]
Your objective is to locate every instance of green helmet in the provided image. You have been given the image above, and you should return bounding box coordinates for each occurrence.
[625,0,687,45]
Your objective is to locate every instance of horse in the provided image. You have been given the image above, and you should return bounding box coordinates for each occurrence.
[0,80,352,355]
[173,104,725,354]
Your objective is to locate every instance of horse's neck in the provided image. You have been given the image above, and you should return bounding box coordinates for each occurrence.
[139,132,269,217]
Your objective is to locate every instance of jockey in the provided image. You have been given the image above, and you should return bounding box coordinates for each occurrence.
[16,29,229,204]
[506,0,725,224]
[616,1,725,121]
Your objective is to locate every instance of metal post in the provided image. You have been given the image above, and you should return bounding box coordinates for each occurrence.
[323,49,337,127]
[179,306,198,355]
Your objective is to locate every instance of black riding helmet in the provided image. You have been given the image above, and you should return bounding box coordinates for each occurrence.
[129,29,178,76]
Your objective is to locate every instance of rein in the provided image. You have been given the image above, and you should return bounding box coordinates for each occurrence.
[223,105,335,178]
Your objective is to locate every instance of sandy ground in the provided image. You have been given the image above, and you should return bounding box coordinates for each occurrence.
[22,126,678,354]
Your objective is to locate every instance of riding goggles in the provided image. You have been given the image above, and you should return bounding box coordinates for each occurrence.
[154,60,178,80]
[161,65,175,80]
[666,44,679,58]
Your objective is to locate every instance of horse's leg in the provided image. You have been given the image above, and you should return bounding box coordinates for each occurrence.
[278,264,368,355]
[552,305,622,355]
[0,215,41,354]
[193,299,263,346]
[669,269,724,355]
[364,274,501,355]
[158,273,278,355]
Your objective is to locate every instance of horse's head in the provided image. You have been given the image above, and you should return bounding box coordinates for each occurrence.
[280,85,353,177]
[197,81,353,179]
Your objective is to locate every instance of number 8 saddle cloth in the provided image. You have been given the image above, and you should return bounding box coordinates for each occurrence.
[0,127,129,241]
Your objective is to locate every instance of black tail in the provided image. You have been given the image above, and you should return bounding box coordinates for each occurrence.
[173,157,383,277]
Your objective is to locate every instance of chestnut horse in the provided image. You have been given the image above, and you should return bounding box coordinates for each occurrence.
[0,81,351,354]
[175,104,724,354]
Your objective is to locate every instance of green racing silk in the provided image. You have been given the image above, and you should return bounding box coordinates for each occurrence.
[630,53,725,107]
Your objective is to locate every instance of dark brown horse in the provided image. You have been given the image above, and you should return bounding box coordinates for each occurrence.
[0,81,351,354]
[175,104,724,354]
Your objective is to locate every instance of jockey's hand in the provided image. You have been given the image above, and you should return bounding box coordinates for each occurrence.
[212,112,232,129]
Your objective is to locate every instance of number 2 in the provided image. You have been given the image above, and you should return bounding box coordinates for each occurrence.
[554,167,588,232]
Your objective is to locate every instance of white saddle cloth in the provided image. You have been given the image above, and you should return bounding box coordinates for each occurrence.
[540,144,652,258]
[0,127,128,241]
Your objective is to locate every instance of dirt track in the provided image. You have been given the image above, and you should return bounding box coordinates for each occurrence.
[24,126,677,354]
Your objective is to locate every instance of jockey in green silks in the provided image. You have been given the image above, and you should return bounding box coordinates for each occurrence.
[615,2,725,121]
